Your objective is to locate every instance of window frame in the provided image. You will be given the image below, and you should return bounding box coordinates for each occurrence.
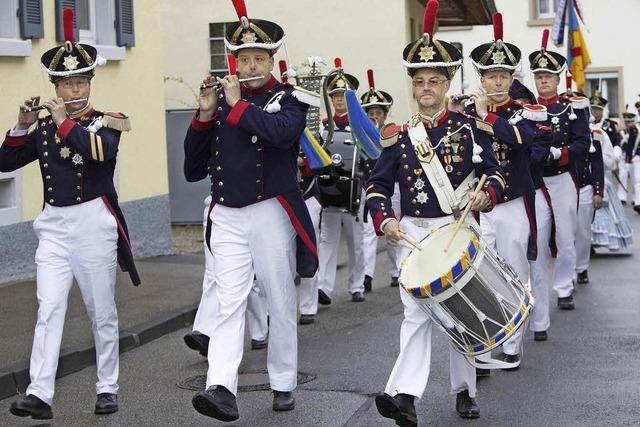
[585,67,624,119]
[0,170,23,226]
[209,22,234,77]
[0,0,32,57]
[528,0,557,27]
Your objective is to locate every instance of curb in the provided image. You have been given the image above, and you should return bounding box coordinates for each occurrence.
[0,304,198,401]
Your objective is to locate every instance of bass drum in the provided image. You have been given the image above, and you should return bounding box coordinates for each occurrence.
[317,129,361,215]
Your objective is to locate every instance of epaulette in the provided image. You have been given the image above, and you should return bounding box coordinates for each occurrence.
[380,122,407,148]
[569,96,590,110]
[290,85,320,108]
[520,104,547,121]
[475,118,494,135]
[101,112,131,132]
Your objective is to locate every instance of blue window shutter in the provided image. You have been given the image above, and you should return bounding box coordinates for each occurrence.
[19,0,44,39]
[55,0,79,42]
[115,0,135,47]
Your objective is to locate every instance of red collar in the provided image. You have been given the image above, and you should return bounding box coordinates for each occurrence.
[488,98,514,112]
[240,75,278,97]
[537,94,560,106]
[334,113,349,126]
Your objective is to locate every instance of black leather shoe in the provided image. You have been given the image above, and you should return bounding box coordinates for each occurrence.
[95,393,118,415]
[351,292,365,302]
[534,331,548,341]
[299,314,315,325]
[557,296,575,310]
[251,338,268,350]
[577,270,589,284]
[184,331,210,357]
[10,394,52,420]
[318,289,332,305]
[363,275,373,293]
[390,276,399,287]
[456,390,480,419]
[272,390,295,411]
[375,393,417,427]
[476,367,491,378]
[634,205,640,214]
[192,385,239,421]
[502,354,520,371]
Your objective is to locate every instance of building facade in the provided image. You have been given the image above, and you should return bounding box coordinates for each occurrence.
[0,0,171,283]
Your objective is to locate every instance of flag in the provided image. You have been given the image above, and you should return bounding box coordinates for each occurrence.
[567,0,591,90]
[299,127,331,169]
[344,89,382,160]
[551,0,568,46]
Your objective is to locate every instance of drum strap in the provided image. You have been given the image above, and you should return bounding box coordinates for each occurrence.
[407,121,476,214]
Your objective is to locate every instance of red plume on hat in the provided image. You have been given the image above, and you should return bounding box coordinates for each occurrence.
[493,12,503,42]
[367,69,375,90]
[334,57,342,69]
[279,60,288,82]
[227,53,237,74]
[541,28,549,52]
[63,8,75,44]
[422,0,439,44]
[231,0,250,29]
[566,69,573,93]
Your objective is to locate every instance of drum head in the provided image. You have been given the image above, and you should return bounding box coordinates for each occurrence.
[400,222,479,297]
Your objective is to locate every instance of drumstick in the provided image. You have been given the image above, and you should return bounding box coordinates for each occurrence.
[399,231,422,251]
[444,174,488,252]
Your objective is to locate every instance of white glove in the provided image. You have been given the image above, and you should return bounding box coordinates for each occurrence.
[549,146,562,160]
[613,145,623,161]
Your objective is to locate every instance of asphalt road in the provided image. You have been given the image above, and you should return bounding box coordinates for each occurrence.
[1,209,639,427]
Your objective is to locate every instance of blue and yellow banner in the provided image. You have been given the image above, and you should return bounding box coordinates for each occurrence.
[567,0,591,91]
[299,127,331,169]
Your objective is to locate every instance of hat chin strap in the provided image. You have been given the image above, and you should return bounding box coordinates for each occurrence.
[67,100,91,117]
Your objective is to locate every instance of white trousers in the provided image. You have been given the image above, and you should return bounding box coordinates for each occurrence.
[633,157,640,205]
[480,197,530,356]
[384,215,476,399]
[193,201,268,341]
[316,208,365,296]
[543,173,578,298]
[298,197,322,315]
[529,189,554,332]
[575,185,594,273]
[205,199,297,395]
[27,198,119,405]
[617,162,629,203]
[360,184,402,279]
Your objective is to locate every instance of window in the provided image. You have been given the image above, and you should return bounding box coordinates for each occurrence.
[585,70,622,118]
[0,0,43,56]
[536,0,560,19]
[209,22,234,78]
[55,0,134,60]
[0,170,22,226]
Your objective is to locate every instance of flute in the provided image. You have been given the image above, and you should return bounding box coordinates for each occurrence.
[200,75,264,90]
[21,98,88,113]
[450,91,510,102]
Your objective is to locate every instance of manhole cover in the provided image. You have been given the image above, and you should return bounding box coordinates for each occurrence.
[177,370,316,392]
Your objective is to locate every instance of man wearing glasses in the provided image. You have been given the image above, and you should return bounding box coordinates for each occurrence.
[366,2,505,425]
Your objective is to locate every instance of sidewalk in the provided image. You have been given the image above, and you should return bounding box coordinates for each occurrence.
[0,253,206,400]
[0,238,355,401]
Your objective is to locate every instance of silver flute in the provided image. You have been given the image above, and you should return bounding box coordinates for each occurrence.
[200,75,264,90]
[21,98,88,112]
[450,91,510,102]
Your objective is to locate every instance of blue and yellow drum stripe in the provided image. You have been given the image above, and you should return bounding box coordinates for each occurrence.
[468,295,531,353]
[408,231,480,298]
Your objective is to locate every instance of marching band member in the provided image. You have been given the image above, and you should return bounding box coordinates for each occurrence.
[184,1,318,420]
[622,107,640,213]
[358,69,402,291]
[183,197,269,357]
[2,9,138,419]
[509,79,556,342]
[297,154,323,324]
[367,2,505,424]
[466,13,550,370]
[316,66,367,304]
[574,92,605,285]
[529,30,590,310]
